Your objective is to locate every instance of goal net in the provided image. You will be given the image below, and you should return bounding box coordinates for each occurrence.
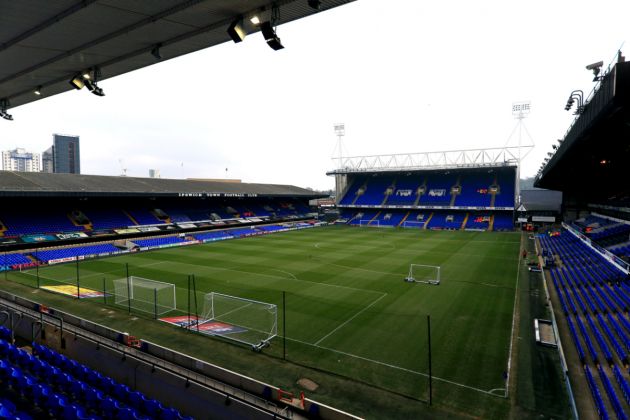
[402,220,424,229]
[404,264,440,285]
[200,292,277,348]
[113,276,176,316]
[359,219,380,227]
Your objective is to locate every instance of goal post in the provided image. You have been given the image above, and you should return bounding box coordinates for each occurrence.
[405,264,440,285]
[113,276,176,316]
[200,292,277,349]
[402,220,425,229]
[359,219,380,227]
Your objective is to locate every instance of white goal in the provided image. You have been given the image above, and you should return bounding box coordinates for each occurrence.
[113,276,176,316]
[404,264,440,285]
[359,219,380,227]
[402,220,425,229]
[200,292,277,349]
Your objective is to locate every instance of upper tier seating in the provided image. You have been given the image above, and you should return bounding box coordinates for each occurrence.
[338,169,516,209]
[1,210,84,237]
[454,172,493,207]
[83,209,135,230]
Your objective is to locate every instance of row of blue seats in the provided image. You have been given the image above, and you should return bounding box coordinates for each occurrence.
[1,253,31,266]
[32,244,119,263]
[584,365,610,420]
[541,232,629,419]
[598,364,628,420]
[32,341,189,419]
[133,237,188,248]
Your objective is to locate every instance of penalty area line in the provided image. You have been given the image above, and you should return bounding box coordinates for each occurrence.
[314,293,387,346]
[285,335,505,397]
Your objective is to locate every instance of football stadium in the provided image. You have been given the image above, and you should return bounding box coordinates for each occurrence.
[0,1,630,419]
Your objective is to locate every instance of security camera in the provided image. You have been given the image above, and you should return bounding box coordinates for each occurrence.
[585,61,604,71]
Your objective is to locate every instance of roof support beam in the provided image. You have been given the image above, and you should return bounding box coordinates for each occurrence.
[0,0,207,86]
[0,0,99,53]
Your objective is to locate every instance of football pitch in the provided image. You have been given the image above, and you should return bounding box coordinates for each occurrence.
[8,225,521,417]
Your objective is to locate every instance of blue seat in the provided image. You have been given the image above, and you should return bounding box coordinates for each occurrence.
[0,399,16,418]
[113,383,132,403]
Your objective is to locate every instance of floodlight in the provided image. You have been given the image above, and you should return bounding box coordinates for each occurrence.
[547,152,553,157]
[261,21,284,50]
[308,0,322,10]
[250,15,260,25]
[85,79,105,96]
[227,19,247,43]
[552,144,557,150]
[70,74,86,90]
[34,86,42,95]
[151,44,162,60]
[0,99,12,121]
[82,70,91,80]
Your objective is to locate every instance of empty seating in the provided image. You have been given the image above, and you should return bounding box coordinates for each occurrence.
[32,244,119,263]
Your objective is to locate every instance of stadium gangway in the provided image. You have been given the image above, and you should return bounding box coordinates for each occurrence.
[597,365,628,420]
[596,314,627,365]
[587,313,615,365]
[585,365,610,420]
[577,314,599,364]
[607,313,630,355]
[567,315,586,364]
[614,365,630,406]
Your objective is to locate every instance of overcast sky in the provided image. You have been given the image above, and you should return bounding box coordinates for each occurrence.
[1,0,628,190]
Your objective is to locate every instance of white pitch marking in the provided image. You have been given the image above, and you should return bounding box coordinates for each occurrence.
[285,335,506,397]
[314,293,388,346]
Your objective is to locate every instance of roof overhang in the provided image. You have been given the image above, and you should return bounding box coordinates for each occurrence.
[0,0,355,110]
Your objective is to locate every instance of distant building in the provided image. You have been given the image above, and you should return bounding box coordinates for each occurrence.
[42,146,54,173]
[52,134,80,174]
[149,169,160,178]
[2,148,41,172]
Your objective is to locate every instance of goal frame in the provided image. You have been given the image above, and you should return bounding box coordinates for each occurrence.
[402,220,425,229]
[113,276,177,316]
[404,264,441,285]
[201,292,278,349]
[359,219,380,227]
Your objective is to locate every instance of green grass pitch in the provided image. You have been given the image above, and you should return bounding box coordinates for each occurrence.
[9,225,521,417]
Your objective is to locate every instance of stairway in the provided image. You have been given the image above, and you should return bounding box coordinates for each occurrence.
[488,215,495,231]
[398,211,411,227]
[449,176,461,207]
[461,213,469,230]
[424,212,434,229]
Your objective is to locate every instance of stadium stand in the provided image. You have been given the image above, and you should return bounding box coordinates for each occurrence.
[540,230,630,419]
[336,167,515,231]
[0,209,84,237]
[133,237,190,248]
[0,325,189,419]
[32,244,120,263]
